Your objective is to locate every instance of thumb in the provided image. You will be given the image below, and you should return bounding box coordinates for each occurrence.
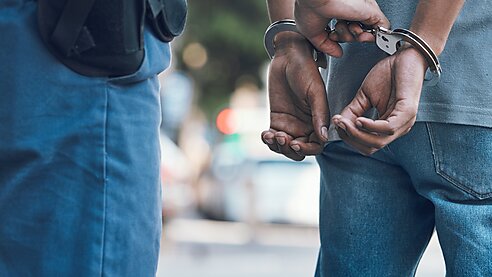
[337,88,372,122]
[307,86,330,142]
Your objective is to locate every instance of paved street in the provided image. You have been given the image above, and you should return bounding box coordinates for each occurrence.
[157,219,445,276]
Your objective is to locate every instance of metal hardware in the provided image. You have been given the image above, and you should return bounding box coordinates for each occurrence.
[334,22,441,86]
[373,26,441,86]
[264,19,327,68]
[264,20,442,86]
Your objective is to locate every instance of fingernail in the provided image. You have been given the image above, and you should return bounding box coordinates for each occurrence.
[265,138,274,144]
[276,137,286,146]
[337,122,346,131]
[291,144,301,152]
[356,120,363,128]
[321,126,329,140]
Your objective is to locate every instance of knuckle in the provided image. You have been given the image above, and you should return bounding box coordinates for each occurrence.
[387,127,397,136]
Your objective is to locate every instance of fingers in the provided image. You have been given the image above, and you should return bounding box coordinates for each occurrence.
[262,130,305,161]
[294,3,343,57]
[333,116,390,155]
[294,0,390,49]
[335,125,380,155]
[360,1,390,29]
[329,21,355,42]
[261,129,325,159]
[338,88,373,122]
[346,23,376,43]
[290,135,325,156]
[355,113,416,136]
[329,21,376,43]
[332,112,416,155]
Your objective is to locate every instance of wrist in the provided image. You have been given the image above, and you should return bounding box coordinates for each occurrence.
[264,20,313,58]
[398,44,428,71]
[408,28,446,55]
[264,20,327,68]
[274,31,311,52]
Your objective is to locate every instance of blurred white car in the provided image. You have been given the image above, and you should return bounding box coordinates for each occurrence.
[159,133,194,220]
[198,140,320,226]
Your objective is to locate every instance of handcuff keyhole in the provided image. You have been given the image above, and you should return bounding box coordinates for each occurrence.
[382,36,389,42]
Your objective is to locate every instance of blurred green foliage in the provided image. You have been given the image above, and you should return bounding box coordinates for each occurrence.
[175,0,269,118]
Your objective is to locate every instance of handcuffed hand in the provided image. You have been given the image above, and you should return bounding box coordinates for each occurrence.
[261,32,330,161]
[294,0,390,57]
[332,46,428,155]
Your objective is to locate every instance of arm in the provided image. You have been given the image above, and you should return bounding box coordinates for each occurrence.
[410,0,465,55]
[267,0,295,22]
[333,0,465,155]
[262,0,391,159]
[262,0,330,161]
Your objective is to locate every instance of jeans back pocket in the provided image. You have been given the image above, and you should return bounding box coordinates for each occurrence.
[427,123,492,200]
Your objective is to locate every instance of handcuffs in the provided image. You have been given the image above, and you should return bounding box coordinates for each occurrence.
[264,19,442,86]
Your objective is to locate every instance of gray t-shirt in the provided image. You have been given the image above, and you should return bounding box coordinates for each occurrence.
[322,0,492,141]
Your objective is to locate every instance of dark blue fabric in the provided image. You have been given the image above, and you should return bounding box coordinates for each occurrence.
[0,1,170,275]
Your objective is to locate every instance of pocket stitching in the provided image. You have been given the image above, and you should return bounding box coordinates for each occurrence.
[427,122,492,200]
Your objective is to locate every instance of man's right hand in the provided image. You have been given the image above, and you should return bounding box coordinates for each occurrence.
[294,0,390,57]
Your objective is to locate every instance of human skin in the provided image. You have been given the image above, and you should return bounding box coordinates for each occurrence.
[325,0,465,155]
[294,0,389,56]
[263,0,388,159]
[263,0,465,158]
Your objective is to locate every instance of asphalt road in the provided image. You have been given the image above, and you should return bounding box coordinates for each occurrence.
[157,219,445,277]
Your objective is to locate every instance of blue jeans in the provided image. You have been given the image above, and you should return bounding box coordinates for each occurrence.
[315,122,492,276]
[0,1,170,276]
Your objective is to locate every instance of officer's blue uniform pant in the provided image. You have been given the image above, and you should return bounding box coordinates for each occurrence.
[0,1,170,276]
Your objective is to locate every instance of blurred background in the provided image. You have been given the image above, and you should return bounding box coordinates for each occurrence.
[156,0,445,276]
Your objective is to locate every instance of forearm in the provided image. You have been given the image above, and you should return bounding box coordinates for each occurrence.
[410,0,465,55]
[266,0,295,22]
[266,0,309,54]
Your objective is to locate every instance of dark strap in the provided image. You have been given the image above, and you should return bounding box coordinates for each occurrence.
[147,0,164,18]
[50,0,97,57]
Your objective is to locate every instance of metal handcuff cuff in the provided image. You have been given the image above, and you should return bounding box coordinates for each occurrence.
[264,19,442,86]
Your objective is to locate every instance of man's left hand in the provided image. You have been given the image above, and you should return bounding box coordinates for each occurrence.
[332,46,427,155]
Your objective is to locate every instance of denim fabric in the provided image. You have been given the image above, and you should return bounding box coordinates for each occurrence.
[0,1,170,276]
[315,122,492,276]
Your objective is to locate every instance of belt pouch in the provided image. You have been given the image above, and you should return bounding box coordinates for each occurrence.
[38,0,145,77]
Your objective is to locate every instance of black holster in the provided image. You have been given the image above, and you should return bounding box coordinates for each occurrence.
[37,0,187,77]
